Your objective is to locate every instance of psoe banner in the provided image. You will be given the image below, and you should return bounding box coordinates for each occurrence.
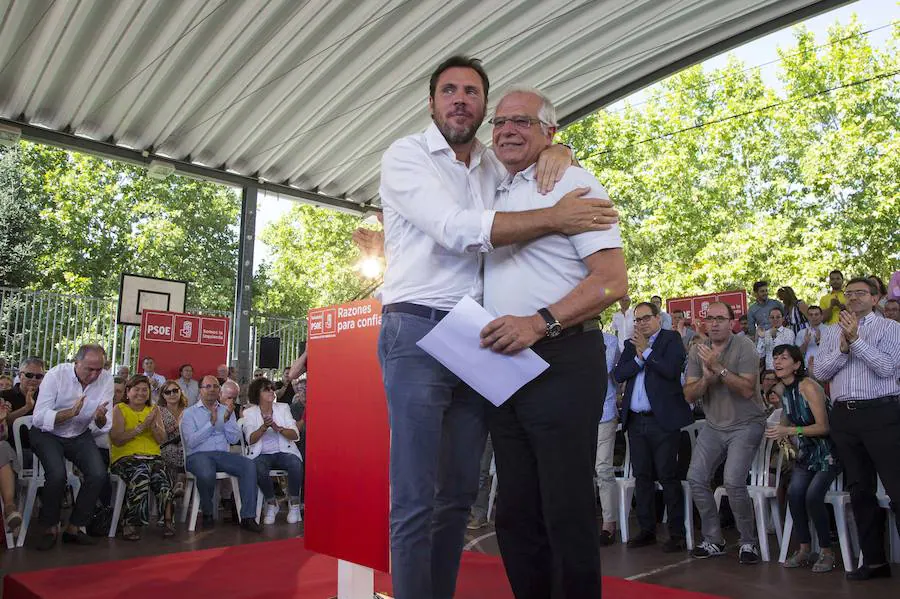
[667,290,748,333]
[304,298,390,574]
[139,310,229,381]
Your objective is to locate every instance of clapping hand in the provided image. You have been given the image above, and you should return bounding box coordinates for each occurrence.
[70,395,86,417]
[697,345,723,377]
[262,414,274,428]
[838,310,859,344]
[631,331,648,355]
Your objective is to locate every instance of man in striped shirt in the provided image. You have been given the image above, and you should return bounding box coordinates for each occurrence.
[815,277,900,582]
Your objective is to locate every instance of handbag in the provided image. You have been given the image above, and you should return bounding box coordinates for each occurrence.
[86,504,114,537]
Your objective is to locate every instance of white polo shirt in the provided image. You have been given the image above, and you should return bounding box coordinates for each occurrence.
[484,165,623,317]
[33,362,114,438]
[379,123,506,310]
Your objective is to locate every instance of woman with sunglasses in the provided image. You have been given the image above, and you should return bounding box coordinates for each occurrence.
[109,375,175,540]
[241,377,303,524]
[158,380,188,497]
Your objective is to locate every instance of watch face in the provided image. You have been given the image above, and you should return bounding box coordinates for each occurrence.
[547,323,562,338]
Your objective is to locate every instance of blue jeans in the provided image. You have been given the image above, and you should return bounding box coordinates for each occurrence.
[378,311,487,599]
[788,465,838,545]
[254,452,303,499]
[186,451,258,520]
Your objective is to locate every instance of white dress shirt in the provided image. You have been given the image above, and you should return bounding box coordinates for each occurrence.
[815,312,900,401]
[612,309,635,352]
[33,363,114,437]
[484,165,622,318]
[379,123,505,309]
[796,324,827,365]
[757,326,796,369]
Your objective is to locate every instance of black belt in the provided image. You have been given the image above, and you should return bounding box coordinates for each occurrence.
[631,410,655,417]
[836,395,899,411]
[382,302,449,322]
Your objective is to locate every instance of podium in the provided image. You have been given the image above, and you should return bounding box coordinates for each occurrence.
[305,300,391,597]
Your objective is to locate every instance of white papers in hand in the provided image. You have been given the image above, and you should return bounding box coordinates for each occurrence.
[416,296,549,406]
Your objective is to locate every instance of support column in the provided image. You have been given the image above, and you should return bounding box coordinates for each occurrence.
[233,185,257,389]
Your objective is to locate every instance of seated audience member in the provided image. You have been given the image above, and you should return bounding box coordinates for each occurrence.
[760,369,778,405]
[215,364,229,386]
[757,307,795,370]
[176,364,199,406]
[673,310,696,350]
[796,305,826,374]
[766,345,838,573]
[31,344,112,550]
[884,298,900,322]
[112,376,126,404]
[2,357,45,468]
[868,274,888,313]
[777,286,809,335]
[241,378,303,524]
[737,315,750,337]
[220,378,242,419]
[0,401,22,533]
[116,365,130,380]
[181,376,260,532]
[0,375,12,392]
[140,356,166,398]
[108,375,174,540]
[159,380,188,497]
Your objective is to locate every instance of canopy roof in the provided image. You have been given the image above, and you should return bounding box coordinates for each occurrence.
[0,0,849,212]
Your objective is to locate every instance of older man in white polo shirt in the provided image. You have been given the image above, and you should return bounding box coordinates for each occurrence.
[480,87,628,599]
[30,343,113,550]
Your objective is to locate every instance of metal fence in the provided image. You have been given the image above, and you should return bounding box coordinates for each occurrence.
[0,287,306,374]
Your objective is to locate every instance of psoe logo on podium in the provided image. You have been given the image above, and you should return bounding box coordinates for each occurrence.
[143,312,174,342]
[308,307,338,339]
[174,315,201,344]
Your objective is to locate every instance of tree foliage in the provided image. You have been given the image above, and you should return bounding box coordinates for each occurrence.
[559,19,899,312]
[5,143,240,311]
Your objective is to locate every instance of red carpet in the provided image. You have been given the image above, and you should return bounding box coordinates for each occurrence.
[4,538,722,599]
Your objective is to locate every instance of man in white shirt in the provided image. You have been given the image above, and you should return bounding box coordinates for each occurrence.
[176,363,200,405]
[378,56,619,599]
[479,87,627,597]
[652,295,673,330]
[796,305,826,374]
[30,344,113,550]
[756,307,795,369]
[612,295,634,351]
[141,356,166,397]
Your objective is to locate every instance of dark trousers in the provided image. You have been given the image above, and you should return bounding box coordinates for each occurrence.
[787,465,838,546]
[29,428,108,529]
[830,400,900,566]
[627,413,684,538]
[488,330,604,599]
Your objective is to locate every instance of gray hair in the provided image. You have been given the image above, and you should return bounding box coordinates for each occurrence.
[74,344,106,361]
[222,379,240,394]
[496,86,558,129]
[20,356,45,370]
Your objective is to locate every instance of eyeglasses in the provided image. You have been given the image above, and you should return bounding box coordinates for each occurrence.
[488,116,546,130]
[22,372,45,380]
[844,289,871,298]
[162,388,180,396]
[634,315,656,324]
[704,316,731,324]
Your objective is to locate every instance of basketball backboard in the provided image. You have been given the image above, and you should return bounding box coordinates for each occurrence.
[117,273,188,326]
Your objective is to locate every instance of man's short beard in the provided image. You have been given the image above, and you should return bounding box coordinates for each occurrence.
[433,115,482,145]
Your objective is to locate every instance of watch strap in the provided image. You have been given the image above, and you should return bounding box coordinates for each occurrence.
[538,308,557,327]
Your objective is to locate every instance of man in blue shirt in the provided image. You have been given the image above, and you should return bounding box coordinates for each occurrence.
[182,375,260,532]
[746,281,784,338]
[614,302,693,552]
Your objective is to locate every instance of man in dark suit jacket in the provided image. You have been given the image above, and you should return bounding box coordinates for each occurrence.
[614,301,693,552]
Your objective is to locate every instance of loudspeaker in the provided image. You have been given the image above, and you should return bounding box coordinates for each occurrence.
[258,336,281,369]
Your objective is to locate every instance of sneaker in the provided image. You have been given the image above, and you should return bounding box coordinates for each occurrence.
[739,543,760,565]
[287,503,302,524]
[467,515,488,530]
[691,540,726,559]
[263,502,280,525]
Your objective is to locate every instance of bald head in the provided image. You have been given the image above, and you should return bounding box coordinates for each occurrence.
[199,375,221,405]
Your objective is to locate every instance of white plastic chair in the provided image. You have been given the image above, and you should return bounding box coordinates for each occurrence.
[617,420,703,548]
[876,476,900,563]
[779,472,857,572]
[13,416,81,547]
[236,417,294,523]
[713,435,785,561]
[179,420,242,531]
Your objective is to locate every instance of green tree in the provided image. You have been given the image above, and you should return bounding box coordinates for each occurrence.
[0,145,41,288]
[254,204,369,316]
[559,17,899,317]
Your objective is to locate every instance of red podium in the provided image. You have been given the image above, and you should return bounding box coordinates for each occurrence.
[305,299,391,596]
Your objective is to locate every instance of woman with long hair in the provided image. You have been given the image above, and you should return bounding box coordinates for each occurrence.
[765,345,839,573]
[158,379,188,498]
[241,377,304,524]
[776,286,809,335]
[109,375,175,540]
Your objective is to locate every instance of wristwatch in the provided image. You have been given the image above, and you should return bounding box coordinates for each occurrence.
[538,308,563,338]
[718,367,729,379]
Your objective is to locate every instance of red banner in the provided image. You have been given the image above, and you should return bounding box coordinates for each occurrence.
[667,290,748,333]
[304,299,390,573]
[138,310,229,381]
